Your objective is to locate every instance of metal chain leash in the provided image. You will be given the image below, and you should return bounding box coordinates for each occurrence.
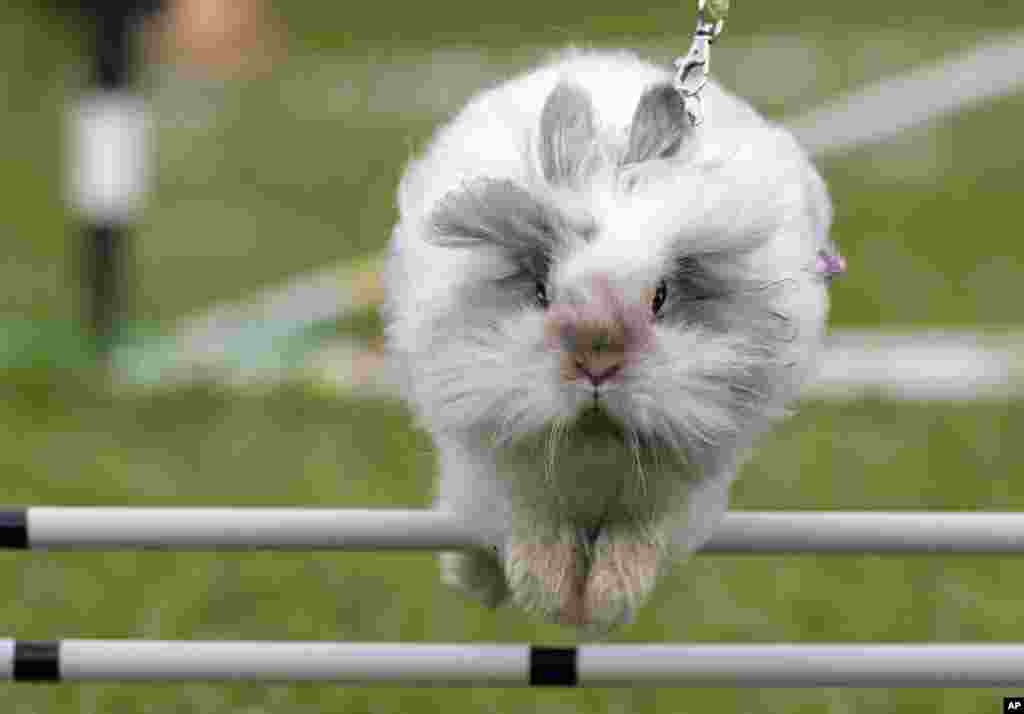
[672,0,729,126]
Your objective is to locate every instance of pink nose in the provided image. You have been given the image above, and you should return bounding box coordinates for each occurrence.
[543,275,653,386]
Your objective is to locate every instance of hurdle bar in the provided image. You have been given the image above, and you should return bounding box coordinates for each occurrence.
[6,640,1024,686]
[4,508,1024,553]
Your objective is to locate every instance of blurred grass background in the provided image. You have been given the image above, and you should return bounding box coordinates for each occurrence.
[1,0,1023,711]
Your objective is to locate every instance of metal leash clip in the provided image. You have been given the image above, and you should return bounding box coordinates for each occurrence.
[672,0,727,126]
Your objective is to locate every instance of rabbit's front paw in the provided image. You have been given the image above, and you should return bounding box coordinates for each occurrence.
[505,538,588,626]
[439,548,510,608]
[583,529,661,630]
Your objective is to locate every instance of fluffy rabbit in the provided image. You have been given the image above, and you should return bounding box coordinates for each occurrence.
[384,49,836,634]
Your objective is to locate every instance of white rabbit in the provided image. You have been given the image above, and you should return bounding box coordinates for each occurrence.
[384,48,837,634]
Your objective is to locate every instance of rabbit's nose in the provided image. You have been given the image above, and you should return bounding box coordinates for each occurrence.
[543,274,650,384]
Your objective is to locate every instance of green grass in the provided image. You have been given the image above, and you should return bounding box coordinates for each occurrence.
[2,0,1024,711]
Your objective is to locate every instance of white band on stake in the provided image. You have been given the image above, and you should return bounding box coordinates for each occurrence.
[68,92,150,223]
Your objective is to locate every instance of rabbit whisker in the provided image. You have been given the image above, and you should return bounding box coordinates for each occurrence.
[627,427,649,499]
[545,417,567,487]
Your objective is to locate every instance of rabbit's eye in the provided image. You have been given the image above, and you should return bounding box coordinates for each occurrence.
[535,280,550,309]
[652,280,667,316]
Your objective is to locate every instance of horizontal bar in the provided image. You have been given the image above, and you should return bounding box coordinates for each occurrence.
[4,508,1024,553]
[5,639,1024,686]
[15,508,476,551]
[700,511,1024,554]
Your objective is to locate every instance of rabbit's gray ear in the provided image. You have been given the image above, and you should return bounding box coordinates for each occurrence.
[538,80,597,188]
[622,83,689,166]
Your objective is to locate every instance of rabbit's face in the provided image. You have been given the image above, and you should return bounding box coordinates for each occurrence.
[419,182,802,483]
[409,79,828,482]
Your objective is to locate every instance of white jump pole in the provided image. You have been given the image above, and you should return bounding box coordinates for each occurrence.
[5,640,1024,686]
[5,508,1024,553]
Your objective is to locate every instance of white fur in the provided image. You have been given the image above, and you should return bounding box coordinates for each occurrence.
[384,49,833,631]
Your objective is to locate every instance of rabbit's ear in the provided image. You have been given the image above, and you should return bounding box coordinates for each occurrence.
[538,80,597,188]
[622,83,689,166]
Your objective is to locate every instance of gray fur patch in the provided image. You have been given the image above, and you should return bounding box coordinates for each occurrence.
[622,83,689,166]
[538,81,598,187]
[429,179,566,275]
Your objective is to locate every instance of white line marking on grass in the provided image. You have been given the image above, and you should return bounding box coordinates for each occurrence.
[175,259,379,364]
[788,33,1024,157]
[808,329,1024,401]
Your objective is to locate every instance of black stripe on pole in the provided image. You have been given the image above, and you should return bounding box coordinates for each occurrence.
[13,641,60,682]
[88,1,147,89]
[83,223,127,355]
[0,510,28,549]
[529,646,578,686]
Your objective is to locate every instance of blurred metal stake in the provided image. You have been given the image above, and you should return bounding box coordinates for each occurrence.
[73,2,156,357]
